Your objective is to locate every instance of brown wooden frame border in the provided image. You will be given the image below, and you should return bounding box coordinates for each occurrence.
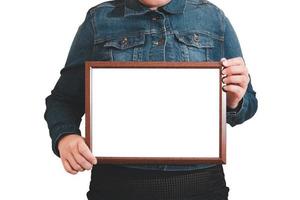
[85,61,226,164]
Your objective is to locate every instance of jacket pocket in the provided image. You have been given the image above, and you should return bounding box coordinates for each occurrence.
[174,31,215,61]
[94,33,145,61]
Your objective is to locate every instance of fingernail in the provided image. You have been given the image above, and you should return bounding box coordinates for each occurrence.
[222,69,226,75]
[222,85,227,92]
[221,58,227,66]
[222,77,226,84]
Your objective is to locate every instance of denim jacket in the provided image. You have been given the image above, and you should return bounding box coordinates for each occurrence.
[44,0,258,171]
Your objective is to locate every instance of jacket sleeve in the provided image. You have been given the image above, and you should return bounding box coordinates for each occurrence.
[44,10,94,157]
[223,15,258,127]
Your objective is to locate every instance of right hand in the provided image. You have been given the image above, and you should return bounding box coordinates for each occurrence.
[58,134,97,174]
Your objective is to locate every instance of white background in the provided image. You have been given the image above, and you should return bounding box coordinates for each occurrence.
[0,0,299,199]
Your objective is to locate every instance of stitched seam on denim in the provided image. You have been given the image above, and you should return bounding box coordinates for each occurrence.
[94,29,223,44]
[188,0,209,5]
[93,1,124,10]
[206,48,211,61]
[95,32,146,44]
[90,10,96,39]
[173,30,223,41]
[94,30,223,48]
[95,31,223,42]
[221,10,226,58]
[132,47,139,61]
[110,48,114,61]
[90,9,97,59]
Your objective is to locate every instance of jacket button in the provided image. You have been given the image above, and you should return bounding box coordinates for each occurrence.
[121,37,128,45]
[158,38,164,45]
[153,38,164,46]
[193,33,200,42]
[153,41,159,45]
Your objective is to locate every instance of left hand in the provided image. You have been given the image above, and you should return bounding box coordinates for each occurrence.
[221,57,250,109]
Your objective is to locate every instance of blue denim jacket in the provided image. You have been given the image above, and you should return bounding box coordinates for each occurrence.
[44,0,258,171]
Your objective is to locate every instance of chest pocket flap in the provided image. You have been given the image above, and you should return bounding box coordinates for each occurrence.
[103,33,145,50]
[94,33,145,61]
[174,32,214,48]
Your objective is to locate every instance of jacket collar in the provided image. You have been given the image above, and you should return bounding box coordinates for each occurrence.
[124,0,187,17]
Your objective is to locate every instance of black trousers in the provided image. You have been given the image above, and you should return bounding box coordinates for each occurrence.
[87,164,229,200]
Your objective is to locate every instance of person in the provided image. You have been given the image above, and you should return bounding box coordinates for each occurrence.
[44,0,258,199]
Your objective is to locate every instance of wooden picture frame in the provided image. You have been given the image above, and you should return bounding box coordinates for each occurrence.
[85,61,226,164]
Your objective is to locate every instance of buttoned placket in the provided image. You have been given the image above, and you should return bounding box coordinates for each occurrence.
[149,10,166,61]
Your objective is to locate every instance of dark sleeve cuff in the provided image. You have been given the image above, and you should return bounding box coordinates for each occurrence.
[227,98,244,114]
[51,125,81,157]
[226,96,249,126]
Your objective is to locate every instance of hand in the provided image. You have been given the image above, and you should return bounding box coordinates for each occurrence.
[221,57,250,109]
[58,134,97,175]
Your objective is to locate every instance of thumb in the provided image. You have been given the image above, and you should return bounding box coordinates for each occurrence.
[78,140,97,165]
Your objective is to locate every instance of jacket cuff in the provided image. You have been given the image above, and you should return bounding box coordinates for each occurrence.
[227,98,244,113]
[226,96,249,126]
[51,125,81,157]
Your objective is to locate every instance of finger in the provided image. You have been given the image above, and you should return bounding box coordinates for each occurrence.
[62,159,77,175]
[222,75,249,88]
[78,142,97,165]
[222,57,244,67]
[67,153,84,172]
[220,58,227,72]
[223,84,245,100]
[73,149,93,170]
[222,65,248,76]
